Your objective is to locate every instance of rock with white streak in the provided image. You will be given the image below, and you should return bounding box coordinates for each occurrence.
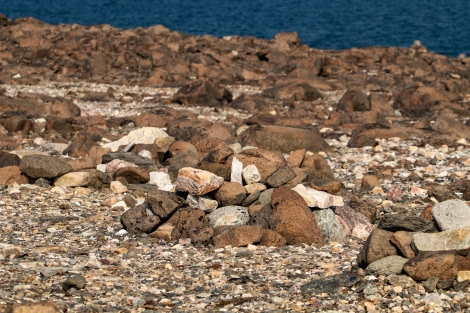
[242,164,261,185]
[292,184,344,208]
[103,127,171,152]
[432,199,470,231]
[176,167,224,195]
[186,194,218,212]
[54,172,90,187]
[231,156,243,184]
[205,206,249,228]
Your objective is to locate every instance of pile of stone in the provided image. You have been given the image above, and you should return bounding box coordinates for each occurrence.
[358,199,470,292]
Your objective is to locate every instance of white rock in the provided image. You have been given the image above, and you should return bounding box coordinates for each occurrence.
[242,164,261,185]
[103,127,171,152]
[292,184,344,208]
[186,194,199,209]
[198,196,219,213]
[110,181,128,193]
[96,164,107,173]
[231,156,243,184]
[432,199,470,231]
[138,149,153,159]
[149,171,174,191]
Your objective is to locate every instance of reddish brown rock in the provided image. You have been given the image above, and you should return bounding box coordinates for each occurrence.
[394,86,452,118]
[230,94,273,112]
[260,229,287,247]
[149,224,181,241]
[214,181,247,206]
[240,125,330,154]
[261,82,322,101]
[167,208,206,238]
[361,174,381,191]
[403,251,458,281]
[147,189,185,219]
[357,228,398,267]
[269,186,324,246]
[287,149,306,168]
[337,89,371,112]
[234,148,286,182]
[120,204,161,234]
[301,153,335,180]
[391,231,416,259]
[172,80,232,107]
[188,226,214,246]
[167,118,234,142]
[213,225,263,248]
[309,178,341,194]
[0,166,22,185]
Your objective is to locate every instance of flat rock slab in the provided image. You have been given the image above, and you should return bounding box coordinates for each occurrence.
[377,213,438,233]
[19,154,73,179]
[292,184,344,208]
[432,199,470,231]
[413,228,470,253]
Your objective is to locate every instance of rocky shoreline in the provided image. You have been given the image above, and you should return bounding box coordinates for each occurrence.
[1,14,470,312]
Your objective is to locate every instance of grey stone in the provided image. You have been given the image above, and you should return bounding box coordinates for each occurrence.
[20,154,73,179]
[432,199,470,231]
[413,228,470,253]
[265,166,297,188]
[312,209,346,243]
[377,213,438,233]
[366,255,408,275]
[62,274,86,291]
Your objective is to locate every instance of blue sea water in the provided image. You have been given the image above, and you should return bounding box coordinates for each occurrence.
[2,0,470,57]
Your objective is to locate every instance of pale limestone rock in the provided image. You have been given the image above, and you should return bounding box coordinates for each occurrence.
[198,196,219,213]
[231,156,243,184]
[149,171,174,191]
[292,184,344,208]
[186,194,199,209]
[54,172,90,187]
[457,271,470,282]
[242,164,261,185]
[205,206,249,228]
[176,167,224,196]
[245,182,267,194]
[432,199,470,230]
[149,223,181,241]
[103,127,171,152]
[413,228,470,253]
[110,181,128,193]
[155,136,175,153]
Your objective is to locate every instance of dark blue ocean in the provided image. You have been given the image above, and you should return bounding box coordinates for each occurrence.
[2,0,470,57]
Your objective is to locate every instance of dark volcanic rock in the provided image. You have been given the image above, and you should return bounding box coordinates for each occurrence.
[19,154,73,179]
[377,213,438,233]
[120,203,161,234]
[147,189,185,219]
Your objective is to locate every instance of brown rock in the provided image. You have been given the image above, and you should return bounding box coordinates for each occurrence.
[390,231,416,259]
[214,181,247,206]
[361,174,381,191]
[302,153,335,180]
[234,148,286,181]
[265,166,297,188]
[113,166,150,184]
[0,166,21,185]
[5,300,60,313]
[347,124,425,148]
[167,118,234,142]
[120,204,161,234]
[240,125,330,154]
[427,184,458,202]
[337,89,371,112]
[167,207,206,238]
[269,186,324,246]
[248,203,273,229]
[394,86,451,118]
[261,82,322,101]
[287,149,305,168]
[230,94,273,112]
[0,150,20,167]
[260,229,287,247]
[172,80,232,107]
[188,226,214,246]
[403,251,458,281]
[357,228,398,267]
[309,178,341,194]
[213,225,263,248]
[63,133,100,158]
[134,112,167,127]
[19,154,73,179]
[147,189,185,219]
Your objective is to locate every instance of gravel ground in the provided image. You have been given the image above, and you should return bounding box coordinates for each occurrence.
[1,83,470,312]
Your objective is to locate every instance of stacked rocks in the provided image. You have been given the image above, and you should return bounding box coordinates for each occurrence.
[358,199,470,291]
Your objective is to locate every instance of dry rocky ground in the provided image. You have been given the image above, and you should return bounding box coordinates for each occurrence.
[1,14,470,313]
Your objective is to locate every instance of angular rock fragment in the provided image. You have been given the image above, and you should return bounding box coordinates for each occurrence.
[20,154,73,179]
[175,167,224,196]
[205,205,249,228]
